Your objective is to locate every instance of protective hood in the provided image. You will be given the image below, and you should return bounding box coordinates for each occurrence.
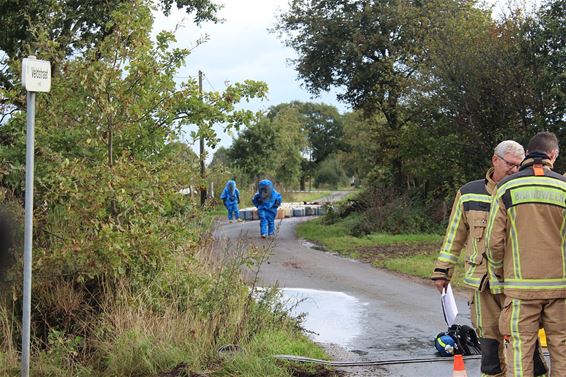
[226,180,236,196]
[258,179,275,206]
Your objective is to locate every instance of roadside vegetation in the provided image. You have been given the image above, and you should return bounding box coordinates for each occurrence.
[279,0,565,283]
[279,191,332,203]
[0,1,333,376]
[1,0,563,374]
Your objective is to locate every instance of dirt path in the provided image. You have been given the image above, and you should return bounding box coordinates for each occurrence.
[215,196,482,376]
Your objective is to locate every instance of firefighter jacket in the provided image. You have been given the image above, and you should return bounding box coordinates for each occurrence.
[486,156,566,299]
[431,169,496,289]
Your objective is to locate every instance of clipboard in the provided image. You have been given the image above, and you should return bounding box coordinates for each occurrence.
[441,283,458,326]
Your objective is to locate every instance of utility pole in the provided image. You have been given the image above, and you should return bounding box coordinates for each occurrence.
[199,70,206,206]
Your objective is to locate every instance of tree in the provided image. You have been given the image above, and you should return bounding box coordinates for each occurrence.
[267,101,343,189]
[314,154,348,189]
[0,0,222,115]
[275,0,427,187]
[270,105,307,188]
[0,0,266,282]
[210,146,230,169]
[339,111,385,183]
[522,0,566,131]
[164,142,199,165]
[227,119,280,182]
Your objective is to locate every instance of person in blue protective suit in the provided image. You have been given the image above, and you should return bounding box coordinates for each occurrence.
[220,179,241,223]
[252,179,282,238]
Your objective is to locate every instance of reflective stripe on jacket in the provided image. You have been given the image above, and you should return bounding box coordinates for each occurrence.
[486,158,566,299]
[432,169,496,289]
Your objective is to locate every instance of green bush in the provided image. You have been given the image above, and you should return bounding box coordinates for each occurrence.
[323,185,446,235]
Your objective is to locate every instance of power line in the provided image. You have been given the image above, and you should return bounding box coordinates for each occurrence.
[202,72,217,92]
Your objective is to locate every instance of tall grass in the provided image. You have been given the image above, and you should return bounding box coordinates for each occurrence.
[0,305,19,376]
[0,232,329,376]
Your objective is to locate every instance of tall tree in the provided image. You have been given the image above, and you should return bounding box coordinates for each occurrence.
[0,0,266,281]
[275,0,426,187]
[522,0,566,131]
[267,101,343,188]
[270,105,307,188]
[227,119,280,182]
[0,0,221,112]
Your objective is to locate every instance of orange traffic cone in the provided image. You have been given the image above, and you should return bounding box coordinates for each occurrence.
[453,354,468,377]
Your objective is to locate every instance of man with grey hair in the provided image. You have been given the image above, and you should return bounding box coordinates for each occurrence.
[432,141,548,376]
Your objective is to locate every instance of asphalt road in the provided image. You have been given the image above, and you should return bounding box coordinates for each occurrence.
[215,215,483,376]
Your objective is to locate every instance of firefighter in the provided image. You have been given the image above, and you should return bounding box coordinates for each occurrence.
[432,140,547,377]
[252,179,282,238]
[220,179,241,223]
[486,131,566,376]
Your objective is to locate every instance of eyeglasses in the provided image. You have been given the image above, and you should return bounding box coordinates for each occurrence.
[497,154,521,169]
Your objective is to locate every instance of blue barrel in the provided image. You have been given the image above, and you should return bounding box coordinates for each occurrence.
[293,207,305,217]
[241,209,252,221]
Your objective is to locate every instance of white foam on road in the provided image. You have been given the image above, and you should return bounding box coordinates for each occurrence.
[280,288,363,348]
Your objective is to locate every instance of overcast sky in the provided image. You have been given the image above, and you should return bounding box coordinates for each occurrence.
[152,0,542,155]
[153,0,350,155]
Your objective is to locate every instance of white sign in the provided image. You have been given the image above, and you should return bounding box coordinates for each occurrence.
[22,57,51,92]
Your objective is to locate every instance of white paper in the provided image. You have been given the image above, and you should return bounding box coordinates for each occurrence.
[441,283,458,326]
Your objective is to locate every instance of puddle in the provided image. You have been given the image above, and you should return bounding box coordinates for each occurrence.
[280,288,363,348]
[301,240,326,251]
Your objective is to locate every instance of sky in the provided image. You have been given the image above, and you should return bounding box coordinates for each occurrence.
[152,0,348,156]
[152,0,542,156]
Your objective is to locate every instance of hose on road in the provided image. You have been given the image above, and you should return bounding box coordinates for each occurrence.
[273,354,482,367]
[220,345,550,368]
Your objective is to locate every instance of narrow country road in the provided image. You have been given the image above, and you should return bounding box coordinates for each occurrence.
[215,196,482,376]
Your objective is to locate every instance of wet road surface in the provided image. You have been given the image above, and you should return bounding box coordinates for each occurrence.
[216,216,484,376]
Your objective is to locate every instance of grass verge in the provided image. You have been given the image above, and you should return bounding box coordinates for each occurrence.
[296,217,467,288]
[284,191,331,203]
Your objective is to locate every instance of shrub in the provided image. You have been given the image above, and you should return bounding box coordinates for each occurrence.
[323,185,446,235]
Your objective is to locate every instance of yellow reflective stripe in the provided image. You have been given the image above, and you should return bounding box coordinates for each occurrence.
[439,196,463,261]
[439,253,459,263]
[474,290,483,337]
[505,277,566,283]
[490,260,503,269]
[485,195,499,250]
[461,193,491,203]
[508,207,522,280]
[491,279,504,288]
[464,275,481,283]
[469,238,479,264]
[485,194,504,274]
[562,214,566,279]
[510,186,566,207]
[496,176,566,200]
[510,299,522,376]
[465,263,477,282]
[463,276,481,288]
[501,278,566,289]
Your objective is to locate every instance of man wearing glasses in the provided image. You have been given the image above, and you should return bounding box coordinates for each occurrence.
[432,140,548,377]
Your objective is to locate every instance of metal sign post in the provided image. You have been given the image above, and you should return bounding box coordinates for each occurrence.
[20,55,50,377]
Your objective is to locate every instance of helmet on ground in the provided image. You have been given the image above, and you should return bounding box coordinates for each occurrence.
[435,334,456,357]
